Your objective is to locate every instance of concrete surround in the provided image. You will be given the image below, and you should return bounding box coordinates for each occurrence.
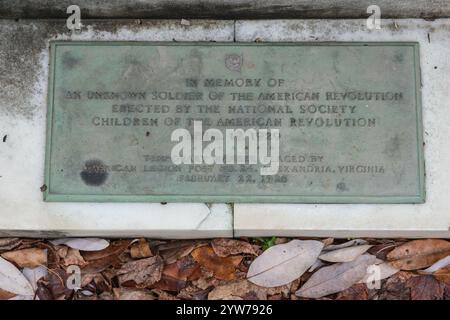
[234,19,450,238]
[1,1,449,19]
[0,19,449,238]
[0,20,234,238]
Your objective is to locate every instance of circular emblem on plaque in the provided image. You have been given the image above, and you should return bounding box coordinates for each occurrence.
[225,53,243,72]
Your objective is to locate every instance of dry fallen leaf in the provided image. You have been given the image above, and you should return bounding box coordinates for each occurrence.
[368,242,397,260]
[208,280,267,300]
[319,245,372,262]
[247,240,323,287]
[359,262,399,284]
[323,239,368,251]
[116,288,156,300]
[211,239,257,257]
[153,274,187,292]
[296,254,378,299]
[51,238,110,252]
[191,246,242,280]
[1,248,47,268]
[177,285,210,300]
[63,248,87,267]
[321,238,334,246]
[335,283,369,300]
[433,265,450,285]
[0,238,21,252]
[22,266,48,291]
[0,256,34,296]
[153,255,201,292]
[81,239,131,262]
[422,255,450,273]
[162,255,201,281]
[45,267,75,299]
[151,288,179,300]
[130,239,153,259]
[117,256,163,288]
[157,240,206,264]
[378,271,414,300]
[387,239,450,270]
[406,275,445,300]
[0,288,16,300]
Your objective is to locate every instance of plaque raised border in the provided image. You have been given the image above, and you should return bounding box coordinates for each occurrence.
[44,41,425,203]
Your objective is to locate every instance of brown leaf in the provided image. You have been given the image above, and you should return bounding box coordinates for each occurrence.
[63,248,87,267]
[368,242,397,260]
[191,246,242,280]
[81,254,121,274]
[153,274,187,292]
[433,265,450,285]
[387,239,450,270]
[36,280,53,300]
[80,240,131,273]
[177,285,210,300]
[157,240,206,264]
[192,273,221,290]
[115,288,156,300]
[39,243,60,269]
[211,239,257,257]
[81,239,131,261]
[153,255,201,292]
[0,288,16,300]
[444,284,450,300]
[117,256,163,288]
[1,248,47,268]
[151,288,179,300]
[130,239,153,259]
[321,238,334,246]
[208,280,267,300]
[45,268,73,299]
[0,238,22,253]
[56,246,68,259]
[335,283,369,300]
[379,271,414,300]
[406,275,445,300]
[162,255,201,281]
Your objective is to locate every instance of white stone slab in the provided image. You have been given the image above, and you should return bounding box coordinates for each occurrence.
[0,19,234,238]
[234,19,450,238]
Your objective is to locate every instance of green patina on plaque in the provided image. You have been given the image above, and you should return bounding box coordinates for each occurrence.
[44,41,424,203]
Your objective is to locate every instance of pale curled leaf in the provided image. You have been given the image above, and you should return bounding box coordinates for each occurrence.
[50,238,110,251]
[323,239,368,251]
[247,240,323,287]
[422,255,450,273]
[22,266,48,291]
[296,254,378,299]
[0,256,34,296]
[308,259,325,272]
[319,245,372,263]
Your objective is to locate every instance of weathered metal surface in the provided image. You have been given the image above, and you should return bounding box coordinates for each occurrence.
[44,41,424,203]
